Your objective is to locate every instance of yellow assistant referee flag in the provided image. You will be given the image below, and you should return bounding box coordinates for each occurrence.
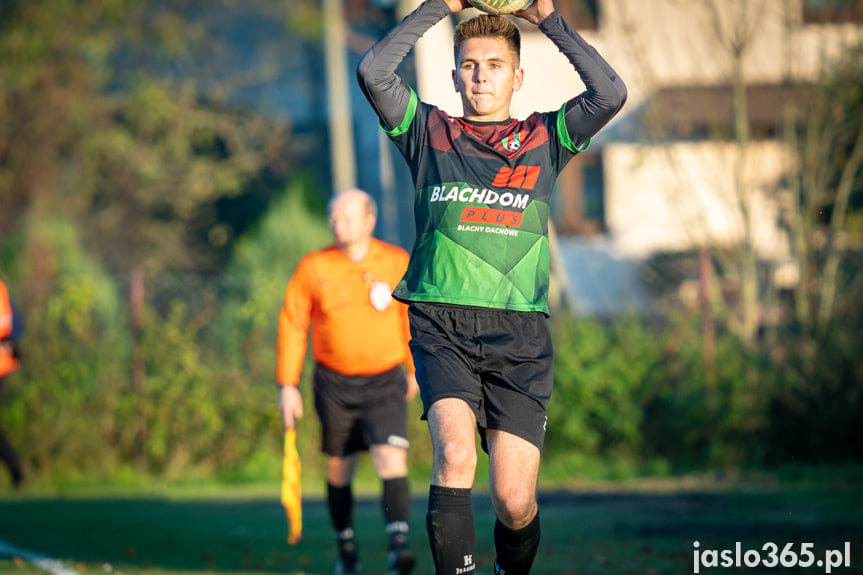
[281,428,302,544]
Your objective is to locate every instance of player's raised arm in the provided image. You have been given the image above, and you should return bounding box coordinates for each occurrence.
[541,7,627,149]
[356,0,453,131]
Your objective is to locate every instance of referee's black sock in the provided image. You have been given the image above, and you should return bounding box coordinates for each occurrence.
[327,482,354,532]
[383,477,411,547]
[427,485,475,575]
[493,512,541,575]
[328,483,359,570]
[382,476,410,525]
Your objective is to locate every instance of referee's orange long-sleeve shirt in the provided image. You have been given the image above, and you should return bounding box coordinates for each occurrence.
[277,238,415,386]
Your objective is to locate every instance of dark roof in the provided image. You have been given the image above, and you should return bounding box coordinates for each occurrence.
[644,83,818,140]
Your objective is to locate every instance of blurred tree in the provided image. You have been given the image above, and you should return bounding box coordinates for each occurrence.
[0,0,319,473]
[622,1,862,464]
[625,1,862,350]
[0,0,313,280]
[780,39,863,339]
[703,0,767,347]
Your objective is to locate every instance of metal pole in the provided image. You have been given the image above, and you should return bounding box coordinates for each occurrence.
[324,0,356,194]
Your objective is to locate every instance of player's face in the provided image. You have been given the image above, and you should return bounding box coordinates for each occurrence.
[329,193,375,251]
[453,36,523,122]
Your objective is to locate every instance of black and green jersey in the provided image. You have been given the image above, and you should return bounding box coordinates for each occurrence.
[357,0,627,316]
[386,93,585,314]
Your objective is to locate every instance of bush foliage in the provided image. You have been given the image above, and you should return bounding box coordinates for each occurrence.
[1,0,861,492]
[2,217,861,488]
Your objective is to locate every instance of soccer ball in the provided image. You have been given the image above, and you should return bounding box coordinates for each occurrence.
[468,0,534,15]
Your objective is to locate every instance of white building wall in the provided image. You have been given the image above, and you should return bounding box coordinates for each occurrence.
[605,141,791,259]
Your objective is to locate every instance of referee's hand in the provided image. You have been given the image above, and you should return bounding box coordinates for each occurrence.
[279,384,304,430]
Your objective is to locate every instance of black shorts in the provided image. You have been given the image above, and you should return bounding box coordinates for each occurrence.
[408,302,553,451]
[313,363,410,457]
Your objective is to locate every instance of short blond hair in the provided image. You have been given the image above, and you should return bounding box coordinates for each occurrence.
[454,15,521,66]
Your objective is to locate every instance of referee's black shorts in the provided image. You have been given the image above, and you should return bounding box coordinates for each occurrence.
[408,302,553,452]
[313,363,410,457]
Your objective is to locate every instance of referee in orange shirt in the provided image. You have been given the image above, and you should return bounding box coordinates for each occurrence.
[277,188,418,575]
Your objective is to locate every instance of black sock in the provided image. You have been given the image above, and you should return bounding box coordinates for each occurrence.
[383,477,411,550]
[427,485,475,575]
[493,513,541,575]
[327,482,354,532]
[328,483,358,568]
[337,529,359,571]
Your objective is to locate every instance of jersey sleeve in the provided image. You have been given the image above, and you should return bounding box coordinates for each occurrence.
[356,0,451,132]
[276,258,315,386]
[539,11,627,152]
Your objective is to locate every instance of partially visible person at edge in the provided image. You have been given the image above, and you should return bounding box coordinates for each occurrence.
[357,0,626,573]
[0,277,25,489]
[277,188,420,575]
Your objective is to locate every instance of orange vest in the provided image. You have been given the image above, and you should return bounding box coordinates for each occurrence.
[277,239,414,385]
[0,280,19,378]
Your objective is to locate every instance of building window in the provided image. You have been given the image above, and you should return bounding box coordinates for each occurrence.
[802,0,863,23]
[554,151,605,236]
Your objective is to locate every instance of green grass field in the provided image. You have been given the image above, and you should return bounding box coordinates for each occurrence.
[1,476,861,575]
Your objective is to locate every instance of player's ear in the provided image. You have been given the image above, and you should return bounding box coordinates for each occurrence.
[452,69,460,93]
[512,67,524,92]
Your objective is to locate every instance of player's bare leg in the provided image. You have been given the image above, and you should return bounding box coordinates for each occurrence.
[370,444,408,479]
[426,398,479,575]
[429,397,478,487]
[487,429,542,575]
[487,430,539,528]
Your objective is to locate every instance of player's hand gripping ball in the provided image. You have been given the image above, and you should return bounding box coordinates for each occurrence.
[469,0,534,15]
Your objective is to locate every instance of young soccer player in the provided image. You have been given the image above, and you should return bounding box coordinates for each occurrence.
[357,0,626,572]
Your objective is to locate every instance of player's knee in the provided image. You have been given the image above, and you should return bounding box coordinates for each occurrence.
[371,444,407,472]
[492,491,537,530]
[326,456,356,485]
[434,440,477,476]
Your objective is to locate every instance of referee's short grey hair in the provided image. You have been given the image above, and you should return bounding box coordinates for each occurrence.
[329,188,378,219]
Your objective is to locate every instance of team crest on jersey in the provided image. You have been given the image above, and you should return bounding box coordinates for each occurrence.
[501,130,525,152]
